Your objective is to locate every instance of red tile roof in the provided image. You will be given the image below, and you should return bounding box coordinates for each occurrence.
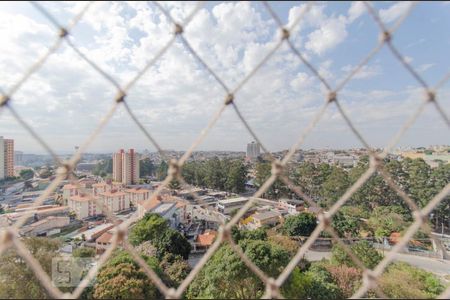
[96,231,113,244]
[196,230,217,247]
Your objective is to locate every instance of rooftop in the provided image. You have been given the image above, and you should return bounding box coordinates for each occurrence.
[63,184,78,190]
[96,231,113,244]
[196,230,217,246]
[124,188,150,194]
[71,194,97,202]
[218,197,249,205]
[152,202,176,215]
[99,191,126,197]
[252,210,281,221]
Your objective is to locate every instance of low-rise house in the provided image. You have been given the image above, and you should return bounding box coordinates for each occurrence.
[137,195,184,228]
[246,210,281,229]
[73,222,116,242]
[96,230,115,254]
[19,216,70,237]
[217,197,249,215]
[195,230,217,251]
[278,199,304,215]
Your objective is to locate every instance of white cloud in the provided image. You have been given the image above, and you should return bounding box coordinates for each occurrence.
[404,56,414,64]
[347,1,366,23]
[290,72,314,90]
[341,64,382,80]
[417,63,435,73]
[0,1,447,153]
[305,16,348,55]
[379,2,412,24]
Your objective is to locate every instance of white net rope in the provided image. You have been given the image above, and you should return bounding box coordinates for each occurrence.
[0,1,449,299]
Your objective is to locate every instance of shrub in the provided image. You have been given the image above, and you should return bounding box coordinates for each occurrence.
[283,213,317,237]
[378,262,445,298]
[331,240,383,269]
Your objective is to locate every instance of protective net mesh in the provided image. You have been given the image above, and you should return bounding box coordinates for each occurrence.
[0,1,449,299]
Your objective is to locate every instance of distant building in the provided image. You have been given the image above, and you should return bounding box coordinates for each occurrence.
[112,149,140,185]
[19,216,70,237]
[0,137,14,179]
[14,151,23,166]
[246,210,281,229]
[246,141,260,160]
[217,197,249,215]
[68,194,99,219]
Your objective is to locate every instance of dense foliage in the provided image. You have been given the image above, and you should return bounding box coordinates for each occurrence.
[331,240,383,269]
[92,158,112,177]
[129,213,191,259]
[0,237,61,299]
[282,213,317,237]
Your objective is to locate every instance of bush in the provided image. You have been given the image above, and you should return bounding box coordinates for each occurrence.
[72,247,96,258]
[378,262,445,298]
[232,226,267,243]
[129,213,191,259]
[283,213,317,237]
[325,264,362,297]
[93,250,162,299]
[331,240,382,269]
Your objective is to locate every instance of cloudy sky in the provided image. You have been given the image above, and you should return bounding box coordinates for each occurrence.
[0,1,449,154]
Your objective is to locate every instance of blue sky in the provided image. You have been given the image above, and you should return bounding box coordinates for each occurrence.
[0,1,449,154]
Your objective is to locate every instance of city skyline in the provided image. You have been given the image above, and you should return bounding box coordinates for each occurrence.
[1,2,449,154]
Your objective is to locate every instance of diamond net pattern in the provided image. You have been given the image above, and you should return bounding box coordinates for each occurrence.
[0,1,449,299]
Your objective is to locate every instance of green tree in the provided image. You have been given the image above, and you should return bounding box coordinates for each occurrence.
[153,228,191,259]
[0,237,61,299]
[205,157,226,190]
[331,240,382,269]
[168,178,181,190]
[159,253,191,287]
[129,213,168,246]
[331,211,361,238]
[72,247,96,258]
[156,161,169,181]
[429,163,450,230]
[187,240,290,298]
[255,162,289,199]
[349,158,403,210]
[93,251,161,299]
[139,158,155,177]
[283,213,317,237]
[129,213,191,259]
[225,159,248,193]
[92,159,112,177]
[378,262,444,298]
[307,264,345,299]
[20,169,34,180]
[231,226,268,243]
[320,166,350,207]
[367,206,408,238]
[294,162,332,201]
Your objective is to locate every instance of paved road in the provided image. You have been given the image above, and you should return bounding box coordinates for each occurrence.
[304,250,450,277]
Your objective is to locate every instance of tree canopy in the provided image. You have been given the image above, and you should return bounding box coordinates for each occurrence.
[282,213,317,237]
[129,213,191,259]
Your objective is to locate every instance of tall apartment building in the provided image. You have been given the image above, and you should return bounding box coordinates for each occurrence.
[246,141,260,160]
[0,137,14,179]
[112,149,139,185]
